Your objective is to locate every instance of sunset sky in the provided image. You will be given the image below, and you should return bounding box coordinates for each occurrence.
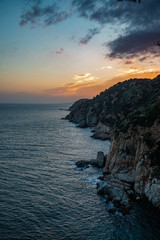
[0,0,160,103]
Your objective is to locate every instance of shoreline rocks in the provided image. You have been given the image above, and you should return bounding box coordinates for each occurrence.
[76,160,90,168]
[76,152,106,168]
[97,175,132,214]
[76,152,133,214]
[76,148,160,214]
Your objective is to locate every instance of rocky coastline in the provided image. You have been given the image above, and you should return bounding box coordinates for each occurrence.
[66,75,160,214]
[75,151,133,214]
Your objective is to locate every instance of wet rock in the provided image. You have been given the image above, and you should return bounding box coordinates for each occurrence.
[97,176,104,181]
[76,151,106,169]
[107,205,116,213]
[76,160,90,168]
[97,182,110,195]
[96,151,105,168]
[97,176,132,214]
[90,159,98,166]
[126,189,135,196]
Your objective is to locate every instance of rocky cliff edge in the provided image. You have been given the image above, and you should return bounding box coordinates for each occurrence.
[66,75,160,211]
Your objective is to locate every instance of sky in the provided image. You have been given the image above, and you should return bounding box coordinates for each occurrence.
[0,0,160,103]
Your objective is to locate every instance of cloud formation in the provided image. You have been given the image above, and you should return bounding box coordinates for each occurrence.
[45,72,99,96]
[20,0,160,60]
[45,80,98,96]
[44,70,160,99]
[74,0,160,59]
[79,27,101,45]
[107,29,160,59]
[96,66,112,70]
[20,0,71,26]
[73,73,99,83]
[73,73,91,80]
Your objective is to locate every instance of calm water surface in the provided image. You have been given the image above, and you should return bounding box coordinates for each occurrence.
[0,104,160,240]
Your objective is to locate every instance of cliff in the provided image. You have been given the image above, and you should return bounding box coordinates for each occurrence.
[66,75,160,211]
[103,76,160,210]
[66,76,160,138]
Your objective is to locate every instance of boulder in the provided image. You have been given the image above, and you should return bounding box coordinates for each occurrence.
[96,152,105,168]
[107,204,116,213]
[90,159,98,166]
[97,176,104,181]
[76,160,90,168]
[97,175,132,214]
[75,152,106,169]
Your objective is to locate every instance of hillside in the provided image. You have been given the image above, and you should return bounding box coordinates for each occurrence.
[66,75,160,212]
[66,76,160,128]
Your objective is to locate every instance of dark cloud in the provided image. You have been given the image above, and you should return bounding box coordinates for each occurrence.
[72,0,139,25]
[20,1,71,26]
[20,0,160,59]
[107,29,160,59]
[73,0,160,58]
[79,27,101,45]
[72,0,159,26]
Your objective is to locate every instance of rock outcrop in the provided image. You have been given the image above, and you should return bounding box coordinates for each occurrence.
[97,176,132,214]
[76,152,106,168]
[91,122,112,140]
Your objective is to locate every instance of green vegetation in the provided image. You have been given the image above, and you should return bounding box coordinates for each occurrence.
[150,142,160,166]
[67,76,160,139]
[148,142,160,177]
[143,132,155,148]
[114,97,160,137]
[152,165,160,178]
[69,76,160,124]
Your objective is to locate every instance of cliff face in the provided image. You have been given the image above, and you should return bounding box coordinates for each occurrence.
[103,76,160,209]
[103,122,160,209]
[66,75,160,210]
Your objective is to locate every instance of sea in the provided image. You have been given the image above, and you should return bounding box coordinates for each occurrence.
[0,103,160,240]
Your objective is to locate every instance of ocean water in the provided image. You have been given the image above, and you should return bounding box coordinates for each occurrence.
[0,103,160,240]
